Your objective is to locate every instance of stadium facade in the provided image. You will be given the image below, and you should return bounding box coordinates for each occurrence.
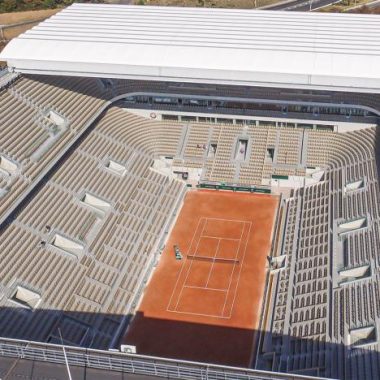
[0,4,379,380]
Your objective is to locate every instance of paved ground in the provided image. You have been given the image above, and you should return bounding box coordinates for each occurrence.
[124,190,279,367]
[267,0,338,10]
[0,356,158,380]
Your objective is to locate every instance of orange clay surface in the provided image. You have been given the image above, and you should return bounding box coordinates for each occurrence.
[124,189,279,367]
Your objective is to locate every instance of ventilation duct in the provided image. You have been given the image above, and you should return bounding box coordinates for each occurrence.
[11,286,41,309]
[106,160,127,176]
[52,233,84,258]
[81,193,111,214]
[0,155,18,176]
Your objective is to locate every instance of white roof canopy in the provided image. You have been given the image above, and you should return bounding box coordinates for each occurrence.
[2,4,380,93]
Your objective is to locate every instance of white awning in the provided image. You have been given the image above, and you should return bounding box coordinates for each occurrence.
[2,4,380,92]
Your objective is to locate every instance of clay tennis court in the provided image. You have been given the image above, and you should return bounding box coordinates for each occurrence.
[123,189,279,367]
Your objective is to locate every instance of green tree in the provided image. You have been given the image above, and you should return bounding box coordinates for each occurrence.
[1,0,18,12]
[43,0,56,8]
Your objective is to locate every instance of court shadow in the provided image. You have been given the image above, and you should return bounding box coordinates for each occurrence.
[124,311,256,368]
[0,304,379,379]
[122,310,380,378]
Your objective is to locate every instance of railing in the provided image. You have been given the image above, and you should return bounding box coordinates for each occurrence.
[0,337,329,380]
[0,68,19,90]
[197,181,271,194]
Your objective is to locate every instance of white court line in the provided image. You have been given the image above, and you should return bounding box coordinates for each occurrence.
[184,285,228,292]
[167,217,252,319]
[188,256,240,263]
[201,235,240,241]
[173,218,208,311]
[205,238,221,287]
[221,221,253,318]
[219,222,246,317]
[166,217,203,312]
[167,309,232,319]
[183,218,245,318]
[181,217,245,318]
[226,222,253,316]
[203,218,245,239]
[204,217,247,224]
